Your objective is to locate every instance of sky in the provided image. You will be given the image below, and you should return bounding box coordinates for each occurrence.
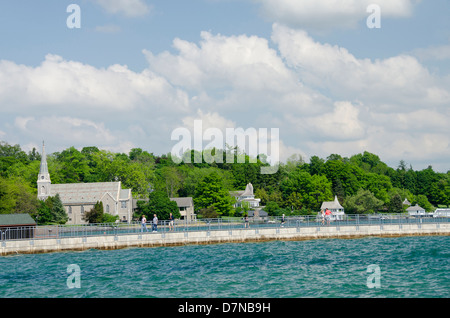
[0,0,449,172]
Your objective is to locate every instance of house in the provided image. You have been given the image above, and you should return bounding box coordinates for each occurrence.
[37,142,133,225]
[433,208,450,218]
[406,204,426,216]
[320,196,345,220]
[170,197,196,222]
[230,183,261,208]
[0,214,36,240]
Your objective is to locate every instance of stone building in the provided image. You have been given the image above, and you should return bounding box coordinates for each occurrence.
[37,143,132,225]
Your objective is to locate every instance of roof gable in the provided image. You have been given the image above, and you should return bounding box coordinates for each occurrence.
[0,214,36,226]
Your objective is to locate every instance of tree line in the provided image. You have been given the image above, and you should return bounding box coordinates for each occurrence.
[0,141,449,224]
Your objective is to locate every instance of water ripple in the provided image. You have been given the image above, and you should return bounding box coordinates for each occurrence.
[0,236,448,298]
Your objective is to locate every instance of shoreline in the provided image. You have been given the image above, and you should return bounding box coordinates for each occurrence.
[1,222,449,256]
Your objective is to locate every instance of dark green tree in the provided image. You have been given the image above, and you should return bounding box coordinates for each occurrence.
[344,189,384,214]
[83,201,104,224]
[194,172,234,216]
[388,193,404,213]
[140,191,180,221]
[50,194,68,224]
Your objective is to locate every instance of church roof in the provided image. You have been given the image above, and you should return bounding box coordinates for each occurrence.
[51,182,123,205]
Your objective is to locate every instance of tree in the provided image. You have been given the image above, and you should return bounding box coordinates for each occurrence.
[344,189,384,214]
[35,200,53,225]
[83,201,104,224]
[280,171,333,211]
[138,191,180,221]
[388,193,404,213]
[413,194,434,212]
[158,166,182,197]
[49,194,68,224]
[254,188,269,206]
[194,172,234,216]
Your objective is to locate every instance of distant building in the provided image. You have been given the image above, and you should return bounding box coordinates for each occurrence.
[320,196,345,220]
[406,204,426,216]
[433,208,450,218]
[0,214,36,240]
[37,142,133,225]
[230,183,261,208]
[170,197,196,222]
[402,198,411,206]
[248,209,268,220]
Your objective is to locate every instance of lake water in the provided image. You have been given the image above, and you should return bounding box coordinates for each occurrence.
[0,236,448,298]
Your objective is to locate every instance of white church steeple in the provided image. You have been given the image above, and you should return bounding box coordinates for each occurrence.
[37,141,51,201]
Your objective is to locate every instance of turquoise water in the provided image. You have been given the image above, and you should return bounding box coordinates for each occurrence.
[0,236,448,298]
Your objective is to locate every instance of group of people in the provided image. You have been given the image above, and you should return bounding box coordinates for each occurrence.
[140,213,175,232]
[320,208,332,225]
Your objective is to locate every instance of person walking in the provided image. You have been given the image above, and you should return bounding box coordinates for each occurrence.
[325,209,331,225]
[141,215,149,232]
[152,214,158,232]
[321,210,325,225]
[244,214,249,228]
[169,213,174,231]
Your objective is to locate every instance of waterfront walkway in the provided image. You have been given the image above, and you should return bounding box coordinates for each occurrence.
[1,215,449,255]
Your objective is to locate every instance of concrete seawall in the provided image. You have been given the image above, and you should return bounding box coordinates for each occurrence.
[1,223,449,256]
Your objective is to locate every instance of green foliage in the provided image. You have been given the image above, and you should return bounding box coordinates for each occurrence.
[194,172,234,216]
[47,194,69,224]
[0,141,448,220]
[388,193,404,213]
[280,171,333,211]
[344,189,384,214]
[34,194,69,224]
[136,191,180,221]
[83,201,105,224]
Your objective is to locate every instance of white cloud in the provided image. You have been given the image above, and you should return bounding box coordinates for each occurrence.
[14,116,117,145]
[0,54,190,116]
[255,0,418,30]
[1,22,449,172]
[303,101,366,141]
[93,0,151,17]
[143,31,296,93]
[413,44,450,61]
[272,24,450,108]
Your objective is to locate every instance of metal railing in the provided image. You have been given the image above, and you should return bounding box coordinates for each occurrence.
[1,214,448,242]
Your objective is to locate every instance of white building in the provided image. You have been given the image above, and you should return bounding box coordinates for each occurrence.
[406,204,426,216]
[230,183,261,208]
[320,196,345,220]
[433,208,450,218]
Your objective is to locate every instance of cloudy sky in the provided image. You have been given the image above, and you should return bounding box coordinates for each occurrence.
[0,0,449,172]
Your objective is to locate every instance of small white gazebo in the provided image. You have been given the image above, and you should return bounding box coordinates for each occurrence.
[320,196,345,220]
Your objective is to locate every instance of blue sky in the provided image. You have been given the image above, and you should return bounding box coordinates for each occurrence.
[0,0,449,172]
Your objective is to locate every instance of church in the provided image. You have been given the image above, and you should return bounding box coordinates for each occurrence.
[37,143,133,225]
